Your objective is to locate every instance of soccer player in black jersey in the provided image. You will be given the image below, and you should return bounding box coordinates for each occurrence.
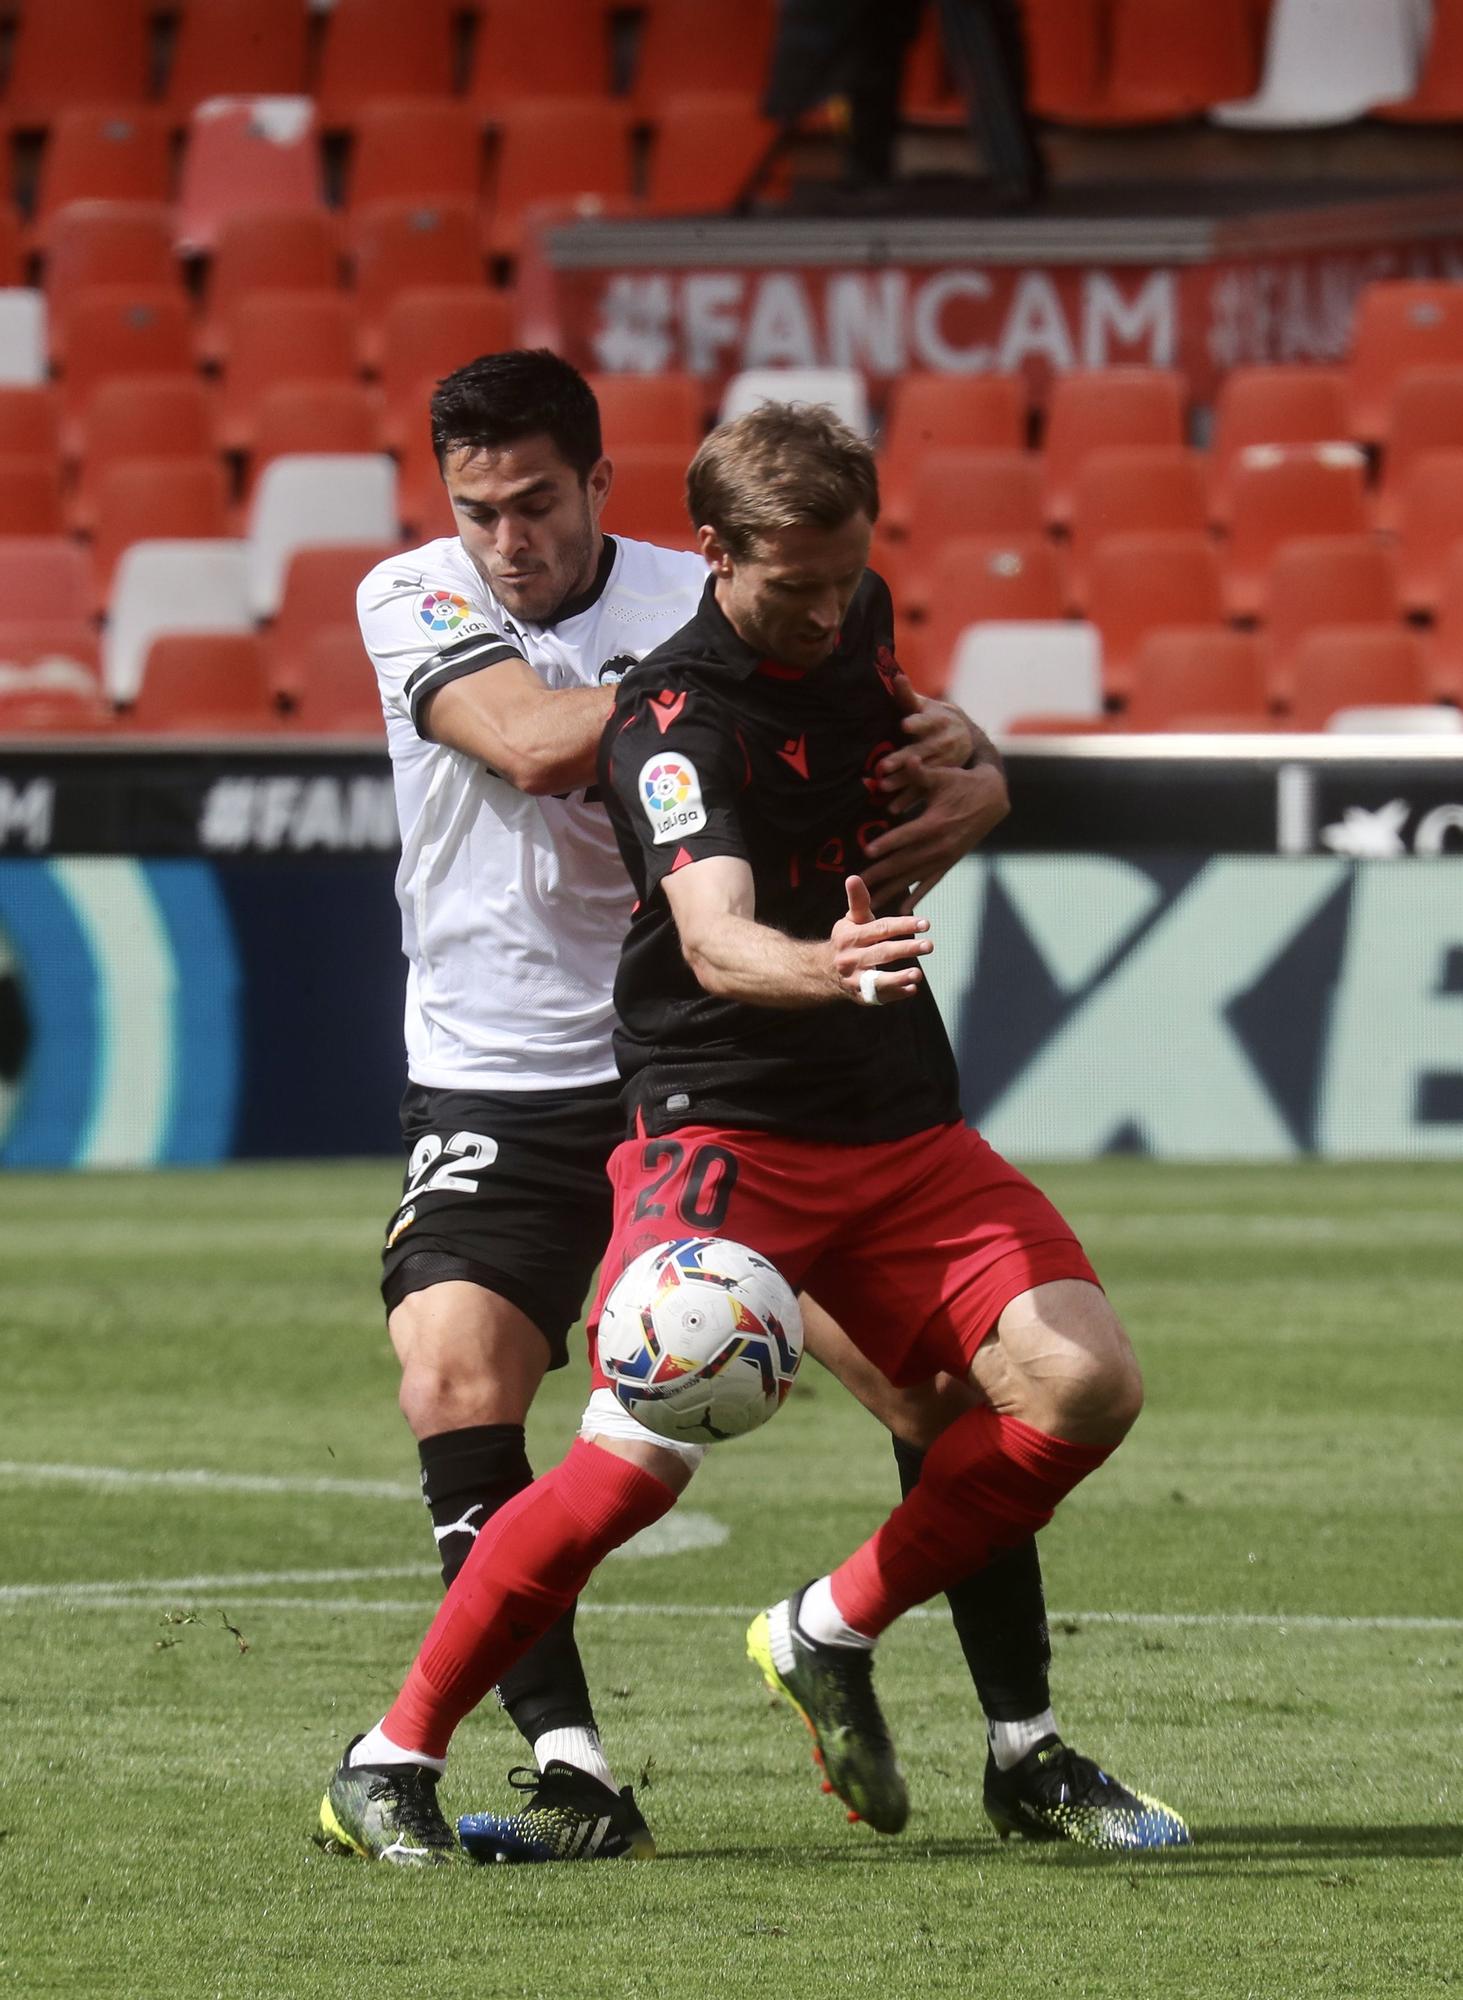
[321,399,1188,1861]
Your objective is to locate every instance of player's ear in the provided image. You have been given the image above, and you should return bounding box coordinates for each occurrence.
[585,455,613,521]
[698,524,732,573]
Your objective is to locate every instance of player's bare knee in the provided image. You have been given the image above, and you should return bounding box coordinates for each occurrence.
[1048,1342,1143,1444]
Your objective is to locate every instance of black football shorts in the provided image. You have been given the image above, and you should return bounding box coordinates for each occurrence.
[380,1078,624,1368]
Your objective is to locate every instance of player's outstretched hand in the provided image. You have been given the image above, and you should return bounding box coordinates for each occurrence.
[830,874,932,1006]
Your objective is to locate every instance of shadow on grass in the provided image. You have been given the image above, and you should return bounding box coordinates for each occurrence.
[657,1824,1463,1871]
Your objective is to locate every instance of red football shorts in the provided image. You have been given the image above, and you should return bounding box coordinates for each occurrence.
[587,1120,1099,1390]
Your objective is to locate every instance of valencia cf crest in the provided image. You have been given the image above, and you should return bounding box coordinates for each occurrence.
[598,653,639,685]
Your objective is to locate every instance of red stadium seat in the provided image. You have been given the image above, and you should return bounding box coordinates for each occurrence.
[275,627,388,733]
[0,538,94,622]
[4,1,150,128]
[125,633,278,734]
[1286,627,1430,729]
[588,373,704,457]
[315,0,458,125]
[397,388,455,537]
[350,202,485,369]
[600,447,692,547]
[879,374,1027,537]
[1221,444,1370,617]
[43,204,179,361]
[1377,0,1463,118]
[1085,532,1225,699]
[0,682,113,733]
[1347,281,1463,445]
[484,99,635,260]
[1096,0,1263,120]
[1208,365,1350,522]
[0,204,19,287]
[643,96,780,217]
[0,387,60,459]
[164,0,311,117]
[1125,627,1269,730]
[1376,366,1463,530]
[71,375,217,531]
[633,0,775,108]
[348,101,487,210]
[201,209,343,365]
[176,98,325,257]
[1426,541,1463,702]
[901,453,1045,597]
[90,457,232,597]
[217,292,361,451]
[1260,537,1401,693]
[379,288,517,450]
[1040,367,1187,526]
[33,110,173,240]
[248,382,385,495]
[1394,450,1463,613]
[0,621,101,679]
[0,455,64,535]
[54,285,195,446]
[1067,447,1208,609]
[1020,0,1107,118]
[268,544,396,711]
[466,0,612,110]
[913,535,1068,695]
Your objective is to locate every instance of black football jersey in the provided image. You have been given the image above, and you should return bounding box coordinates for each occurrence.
[597,570,963,1144]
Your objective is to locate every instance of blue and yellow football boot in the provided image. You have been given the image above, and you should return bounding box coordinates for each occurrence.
[984,1735,1191,1851]
[457,1761,656,1864]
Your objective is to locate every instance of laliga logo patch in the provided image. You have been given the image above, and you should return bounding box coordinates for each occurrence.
[417,590,472,635]
[639,754,706,844]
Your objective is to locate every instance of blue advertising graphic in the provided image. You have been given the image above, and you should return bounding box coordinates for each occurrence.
[0,858,402,1168]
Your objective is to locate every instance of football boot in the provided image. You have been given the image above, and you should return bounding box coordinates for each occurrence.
[747,1589,908,1835]
[318,1737,457,1865]
[984,1734,1191,1851]
[457,1760,655,1863]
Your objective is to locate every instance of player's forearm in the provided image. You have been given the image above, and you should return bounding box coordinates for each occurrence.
[679,911,840,1010]
[427,681,614,795]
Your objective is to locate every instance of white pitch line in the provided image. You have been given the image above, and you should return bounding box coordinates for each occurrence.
[0,1460,417,1501]
[0,1572,1456,1633]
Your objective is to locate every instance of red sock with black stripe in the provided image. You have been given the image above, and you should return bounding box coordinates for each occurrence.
[828,1407,1113,1638]
[383,1440,677,1760]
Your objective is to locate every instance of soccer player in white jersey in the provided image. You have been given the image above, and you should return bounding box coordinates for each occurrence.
[336,350,1164,1867]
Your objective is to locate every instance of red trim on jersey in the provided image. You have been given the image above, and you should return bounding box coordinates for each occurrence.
[669,845,697,871]
[755,658,806,682]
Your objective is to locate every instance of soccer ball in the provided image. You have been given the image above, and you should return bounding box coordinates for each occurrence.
[597,1237,803,1444]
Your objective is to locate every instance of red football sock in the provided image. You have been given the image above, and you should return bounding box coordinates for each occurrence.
[829,1407,1113,1638]
[383,1439,677,1759]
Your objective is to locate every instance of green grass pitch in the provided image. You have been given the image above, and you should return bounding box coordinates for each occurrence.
[2,1160,1460,1998]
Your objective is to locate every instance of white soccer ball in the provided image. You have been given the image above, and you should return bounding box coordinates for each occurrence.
[597,1236,803,1444]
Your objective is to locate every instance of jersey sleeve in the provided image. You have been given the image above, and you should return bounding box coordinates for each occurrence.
[600,683,748,895]
[356,559,525,738]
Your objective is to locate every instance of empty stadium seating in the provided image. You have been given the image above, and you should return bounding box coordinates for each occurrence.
[70,375,218,533]
[1221,445,1371,616]
[348,101,487,210]
[721,368,871,436]
[1394,449,1463,613]
[466,0,612,109]
[1124,628,1269,731]
[5,1,152,129]
[1287,627,1431,730]
[1347,282,1463,444]
[1085,532,1225,698]
[104,540,254,703]
[34,110,174,238]
[879,374,1027,536]
[484,99,635,260]
[350,202,485,369]
[946,623,1103,737]
[314,0,459,125]
[202,210,343,363]
[1261,537,1402,697]
[176,98,324,256]
[589,374,704,459]
[1040,368,1187,525]
[124,633,278,734]
[1067,447,1208,608]
[164,0,311,120]
[90,458,232,597]
[244,454,398,617]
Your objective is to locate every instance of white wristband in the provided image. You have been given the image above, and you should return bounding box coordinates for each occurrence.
[858,969,881,1007]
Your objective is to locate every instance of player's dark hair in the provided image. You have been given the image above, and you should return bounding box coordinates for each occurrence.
[429,349,603,479]
[686,403,879,558]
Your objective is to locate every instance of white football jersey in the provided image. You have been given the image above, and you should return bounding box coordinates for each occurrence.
[359,533,709,1092]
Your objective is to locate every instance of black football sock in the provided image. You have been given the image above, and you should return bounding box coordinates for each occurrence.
[417,1424,599,1744]
[891,1434,1053,1723]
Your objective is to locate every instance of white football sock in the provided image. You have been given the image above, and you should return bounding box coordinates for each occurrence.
[988,1707,1059,1771]
[535,1726,617,1792]
[350,1721,446,1774]
[795,1575,876,1651]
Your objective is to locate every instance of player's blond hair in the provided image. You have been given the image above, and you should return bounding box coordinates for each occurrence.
[686,403,880,558]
